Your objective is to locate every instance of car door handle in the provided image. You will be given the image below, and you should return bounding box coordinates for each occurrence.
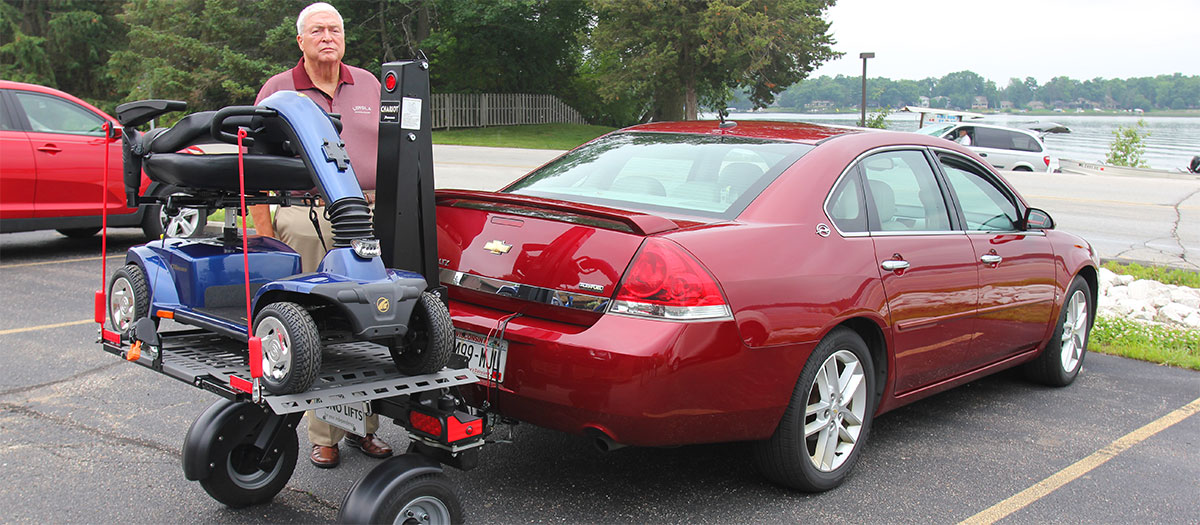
[881,260,910,271]
[980,254,1003,264]
[36,145,62,154]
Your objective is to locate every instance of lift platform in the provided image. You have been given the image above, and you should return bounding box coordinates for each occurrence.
[100,329,479,414]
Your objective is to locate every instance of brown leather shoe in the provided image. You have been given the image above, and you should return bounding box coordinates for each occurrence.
[343,433,393,459]
[310,444,339,468]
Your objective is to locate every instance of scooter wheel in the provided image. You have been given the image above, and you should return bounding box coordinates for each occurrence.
[253,302,321,394]
[108,264,149,334]
[389,291,453,376]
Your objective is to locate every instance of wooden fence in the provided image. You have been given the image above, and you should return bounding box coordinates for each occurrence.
[431,93,587,129]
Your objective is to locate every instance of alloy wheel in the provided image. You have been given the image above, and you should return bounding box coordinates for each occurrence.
[804,349,867,472]
[1060,289,1088,373]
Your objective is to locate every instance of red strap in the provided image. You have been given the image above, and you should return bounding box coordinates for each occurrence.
[98,122,112,326]
[236,129,264,378]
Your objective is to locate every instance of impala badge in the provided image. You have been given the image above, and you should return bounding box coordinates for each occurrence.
[579,283,605,293]
[484,240,512,255]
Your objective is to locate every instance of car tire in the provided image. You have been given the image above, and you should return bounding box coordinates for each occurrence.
[1024,276,1091,387]
[108,264,149,334]
[253,302,322,395]
[56,227,100,238]
[142,190,208,240]
[388,292,454,376]
[752,327,875,492]
[1013,166,1033,172]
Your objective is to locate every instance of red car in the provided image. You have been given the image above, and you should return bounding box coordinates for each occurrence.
[0,80,204,239]
[435,120,1098,491]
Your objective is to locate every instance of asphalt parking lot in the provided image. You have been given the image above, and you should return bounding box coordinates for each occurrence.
[1,229,1197,524]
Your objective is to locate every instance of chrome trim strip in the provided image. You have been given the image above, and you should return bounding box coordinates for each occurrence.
[439,268,610,313]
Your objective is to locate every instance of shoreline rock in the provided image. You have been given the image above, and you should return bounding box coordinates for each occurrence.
[1098,268,1200,329]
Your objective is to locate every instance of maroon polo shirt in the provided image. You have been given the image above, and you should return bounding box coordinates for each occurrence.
[256,58,381,190]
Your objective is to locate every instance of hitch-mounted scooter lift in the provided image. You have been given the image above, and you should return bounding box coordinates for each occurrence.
[96,60,489,523]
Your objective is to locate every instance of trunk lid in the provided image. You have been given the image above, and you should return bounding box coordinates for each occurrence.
[436,190,685,325]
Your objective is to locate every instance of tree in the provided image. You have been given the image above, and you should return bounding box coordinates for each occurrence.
[106,0,303,114]
[420,0,589,95]
[0,0,127,106]
[1106,119,1150,168]
[588,0,839,121]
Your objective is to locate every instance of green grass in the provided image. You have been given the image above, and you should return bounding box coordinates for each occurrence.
[1102,261,1200,288]
[433,123,615,150]
[1090,316,1200,371]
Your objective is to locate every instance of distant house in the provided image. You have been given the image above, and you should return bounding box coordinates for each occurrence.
[971,96,989,110]
[805,100,834,111]
[1028,100,1046,110]
[918,96,930,107]
[999,100,1014,110]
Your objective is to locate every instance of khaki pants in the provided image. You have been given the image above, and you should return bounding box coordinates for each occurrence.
[274,203,381,444]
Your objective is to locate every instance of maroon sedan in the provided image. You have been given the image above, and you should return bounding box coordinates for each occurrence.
[435,120,1098,491]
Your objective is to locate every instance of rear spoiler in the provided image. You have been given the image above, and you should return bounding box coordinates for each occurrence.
[435,189,679,236]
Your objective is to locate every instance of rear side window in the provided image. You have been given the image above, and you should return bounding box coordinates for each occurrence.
[974,127,1042,152]
[859,150,952,232]
[12,91,105,136]
[825,169,867,233]
[505,132,812,219]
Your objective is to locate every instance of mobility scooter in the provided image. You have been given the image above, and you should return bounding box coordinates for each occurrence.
[106,90,453,395]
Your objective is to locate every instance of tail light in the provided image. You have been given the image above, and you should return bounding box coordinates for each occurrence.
[610,238,732,321]
[1043,156,1051,166]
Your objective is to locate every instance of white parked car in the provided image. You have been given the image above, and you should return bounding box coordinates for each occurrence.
[917,123,1053,172]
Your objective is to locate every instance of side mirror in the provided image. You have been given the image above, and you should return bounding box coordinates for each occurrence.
[1023,207,1054,230]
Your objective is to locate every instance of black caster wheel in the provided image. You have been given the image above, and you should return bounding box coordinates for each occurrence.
[389,291,454,376]
[182,399,300,508]
[338,454,463,524]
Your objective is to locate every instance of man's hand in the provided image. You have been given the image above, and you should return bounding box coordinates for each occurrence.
[249,204,275,238]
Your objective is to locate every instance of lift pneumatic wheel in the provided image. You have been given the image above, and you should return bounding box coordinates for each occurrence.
[338,454,463,525]
[182,399,302,508]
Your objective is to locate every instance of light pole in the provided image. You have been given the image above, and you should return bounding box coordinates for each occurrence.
[859,52,874,127]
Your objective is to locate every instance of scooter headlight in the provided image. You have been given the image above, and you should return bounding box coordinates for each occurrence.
[351,239,381,259]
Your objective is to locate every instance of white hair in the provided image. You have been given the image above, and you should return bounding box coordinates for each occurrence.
[296,2,343,35]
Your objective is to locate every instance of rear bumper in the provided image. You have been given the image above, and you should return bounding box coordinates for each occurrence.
[450,300,811,447]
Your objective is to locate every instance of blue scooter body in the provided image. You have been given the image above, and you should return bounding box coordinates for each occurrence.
[125,91,428,342]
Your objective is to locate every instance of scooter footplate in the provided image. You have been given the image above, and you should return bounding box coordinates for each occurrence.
[102,330,477,415]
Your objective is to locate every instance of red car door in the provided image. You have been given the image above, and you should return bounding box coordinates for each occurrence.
[10,90,124,218]
[938,155,1056,361]
[0,96,36,220]
[858,149,981,394]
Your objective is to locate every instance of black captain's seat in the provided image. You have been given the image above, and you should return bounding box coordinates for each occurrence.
[115,100,316,206]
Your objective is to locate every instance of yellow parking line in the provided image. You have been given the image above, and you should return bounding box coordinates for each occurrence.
[0,319,93,336]
[961,396,1200,525]
[0,254,123,269]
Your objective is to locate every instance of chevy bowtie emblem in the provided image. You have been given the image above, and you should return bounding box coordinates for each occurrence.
[484,240,512,255]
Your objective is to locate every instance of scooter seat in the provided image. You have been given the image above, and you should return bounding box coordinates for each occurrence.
[143,153,313,193]
[138,110,314,192]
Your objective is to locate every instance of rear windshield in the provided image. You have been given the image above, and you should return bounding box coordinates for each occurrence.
[503,132,812,220]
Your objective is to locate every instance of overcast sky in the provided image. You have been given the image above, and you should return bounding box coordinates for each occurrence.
[810,0,1200,84]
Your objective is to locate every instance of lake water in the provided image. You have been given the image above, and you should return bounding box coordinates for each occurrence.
[720,112,1200,171]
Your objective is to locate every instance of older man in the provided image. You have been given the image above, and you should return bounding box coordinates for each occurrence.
[252,1,391,469]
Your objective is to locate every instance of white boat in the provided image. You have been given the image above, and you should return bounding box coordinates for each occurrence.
[1059,158,1197,179]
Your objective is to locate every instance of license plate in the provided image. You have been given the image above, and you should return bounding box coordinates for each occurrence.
[313,401,372,435]
[455,329,508,383]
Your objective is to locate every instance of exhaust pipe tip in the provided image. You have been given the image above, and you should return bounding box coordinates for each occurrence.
[587,429,626,452]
